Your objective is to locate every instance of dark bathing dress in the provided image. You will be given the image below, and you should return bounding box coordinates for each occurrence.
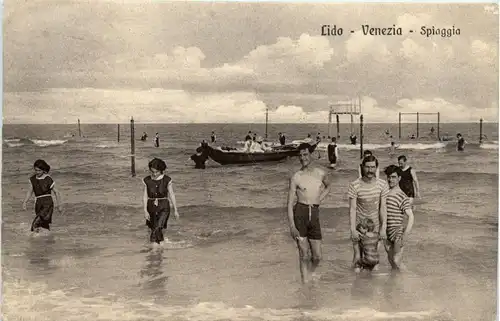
[29,174,55,231]
[144,175,172,243]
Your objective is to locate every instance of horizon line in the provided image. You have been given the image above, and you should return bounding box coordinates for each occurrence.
[2,121,496,125]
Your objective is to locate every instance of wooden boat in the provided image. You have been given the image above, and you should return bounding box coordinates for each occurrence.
[204,143,317,165]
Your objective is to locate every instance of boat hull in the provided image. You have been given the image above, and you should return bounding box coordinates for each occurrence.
[205,143,317,165]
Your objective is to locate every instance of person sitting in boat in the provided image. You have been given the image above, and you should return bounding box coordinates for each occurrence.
[304,134,314,143]
[249,137,268,153]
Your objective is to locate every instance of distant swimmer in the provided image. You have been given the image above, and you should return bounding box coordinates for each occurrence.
[245,131,252,141]
[22,159,63,233]
[211,131,217,144]
[348,155,389,272]
[397,155,421,205]
[316,133,322,143]
[141,132,148,141]
[456,133,466,151]
[349,133,357,145]
[143,158,179,244]
[389,141,399,157]
[190,146,209,169]
[383,165,415,271]
[287,143,332,283]
[278,132,286,146]
[354,218,380,272]
[358,150,380,178]
[154,133,160,148]
[253,133,257,142]
[430,127,435,135]
[327,137,339,169]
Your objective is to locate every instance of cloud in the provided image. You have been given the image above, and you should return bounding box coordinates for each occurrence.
[3,2,498,123]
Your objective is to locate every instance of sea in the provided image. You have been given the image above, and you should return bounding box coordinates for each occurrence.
[1,122,498,321]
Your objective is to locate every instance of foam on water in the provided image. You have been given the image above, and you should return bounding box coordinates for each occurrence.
[3,277,441,321]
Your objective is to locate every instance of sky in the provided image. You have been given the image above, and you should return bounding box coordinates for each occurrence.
[3,1,499,124]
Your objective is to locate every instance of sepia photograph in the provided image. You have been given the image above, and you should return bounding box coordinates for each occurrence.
[2,2,499,321]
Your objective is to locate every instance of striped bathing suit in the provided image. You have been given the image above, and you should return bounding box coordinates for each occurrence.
[348,178,389,233]
[386,188,411,243]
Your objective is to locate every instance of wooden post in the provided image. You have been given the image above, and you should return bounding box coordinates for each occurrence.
[328,107,332,138]
[437,112,440,141]
[117,124,120,142]
[78,119,81,137]
[130,117,136,177]
[360,114,364,159]
[265,107,269,139]
[479,118,483,144]
[398,112,401,139]
[416,112,420,138]
[350,114,354,135]
[336,114,340,138]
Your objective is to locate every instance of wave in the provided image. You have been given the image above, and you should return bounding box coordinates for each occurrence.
[2,277,440,321]
[3,138,68,148]
[480,143,498,150]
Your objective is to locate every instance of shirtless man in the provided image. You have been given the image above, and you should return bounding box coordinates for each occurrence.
[287,143,332,283]
[348,155,389,272]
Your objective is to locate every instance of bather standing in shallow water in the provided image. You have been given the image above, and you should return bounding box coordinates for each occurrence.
[143,158,180,244]
[22,159,63,233]
[287,143,332,283]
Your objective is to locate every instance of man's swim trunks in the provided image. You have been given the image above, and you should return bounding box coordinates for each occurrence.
[293,202,322,240]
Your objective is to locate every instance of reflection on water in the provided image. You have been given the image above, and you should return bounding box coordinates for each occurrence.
[139,247,168,297]
[25,233,57,273]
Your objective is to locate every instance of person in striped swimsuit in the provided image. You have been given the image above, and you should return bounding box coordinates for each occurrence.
[143,158,180,244]
[383,165,415,270]
[355,218,380,272]
[22,159,63,233]
[348,155,389,272]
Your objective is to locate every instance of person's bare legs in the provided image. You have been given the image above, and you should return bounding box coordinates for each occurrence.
[352,242,361,272]
[309,239,322,277]
[297,237,312,283]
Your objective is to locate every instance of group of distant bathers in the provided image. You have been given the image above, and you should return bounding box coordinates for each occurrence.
[287,143,418,283]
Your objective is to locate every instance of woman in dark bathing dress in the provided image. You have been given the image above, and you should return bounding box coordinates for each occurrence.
[143,158,180,244]
[22,159,63,232]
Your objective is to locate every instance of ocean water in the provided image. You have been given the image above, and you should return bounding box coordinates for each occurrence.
[2,123,498,321]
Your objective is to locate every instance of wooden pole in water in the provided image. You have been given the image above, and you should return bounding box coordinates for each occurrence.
[130,117,136,177]
[479,118,484,144]
[416,112,420,138]
[398,112,401,139]
[360,114,364,159]
[350,114,354,135]
[78,119,81,137]
[437,112,440,141]
[336,114,340,138]
[328,107,332,138]
[265,107,269,139]
[117,124,120,142]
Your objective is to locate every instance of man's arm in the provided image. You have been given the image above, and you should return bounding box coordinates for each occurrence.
[349,197,358,236]
[411,169,420,198]
[403,207,415,237]
[379,184,389,239]
[287,175,299,236]
[319,170,332,202]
